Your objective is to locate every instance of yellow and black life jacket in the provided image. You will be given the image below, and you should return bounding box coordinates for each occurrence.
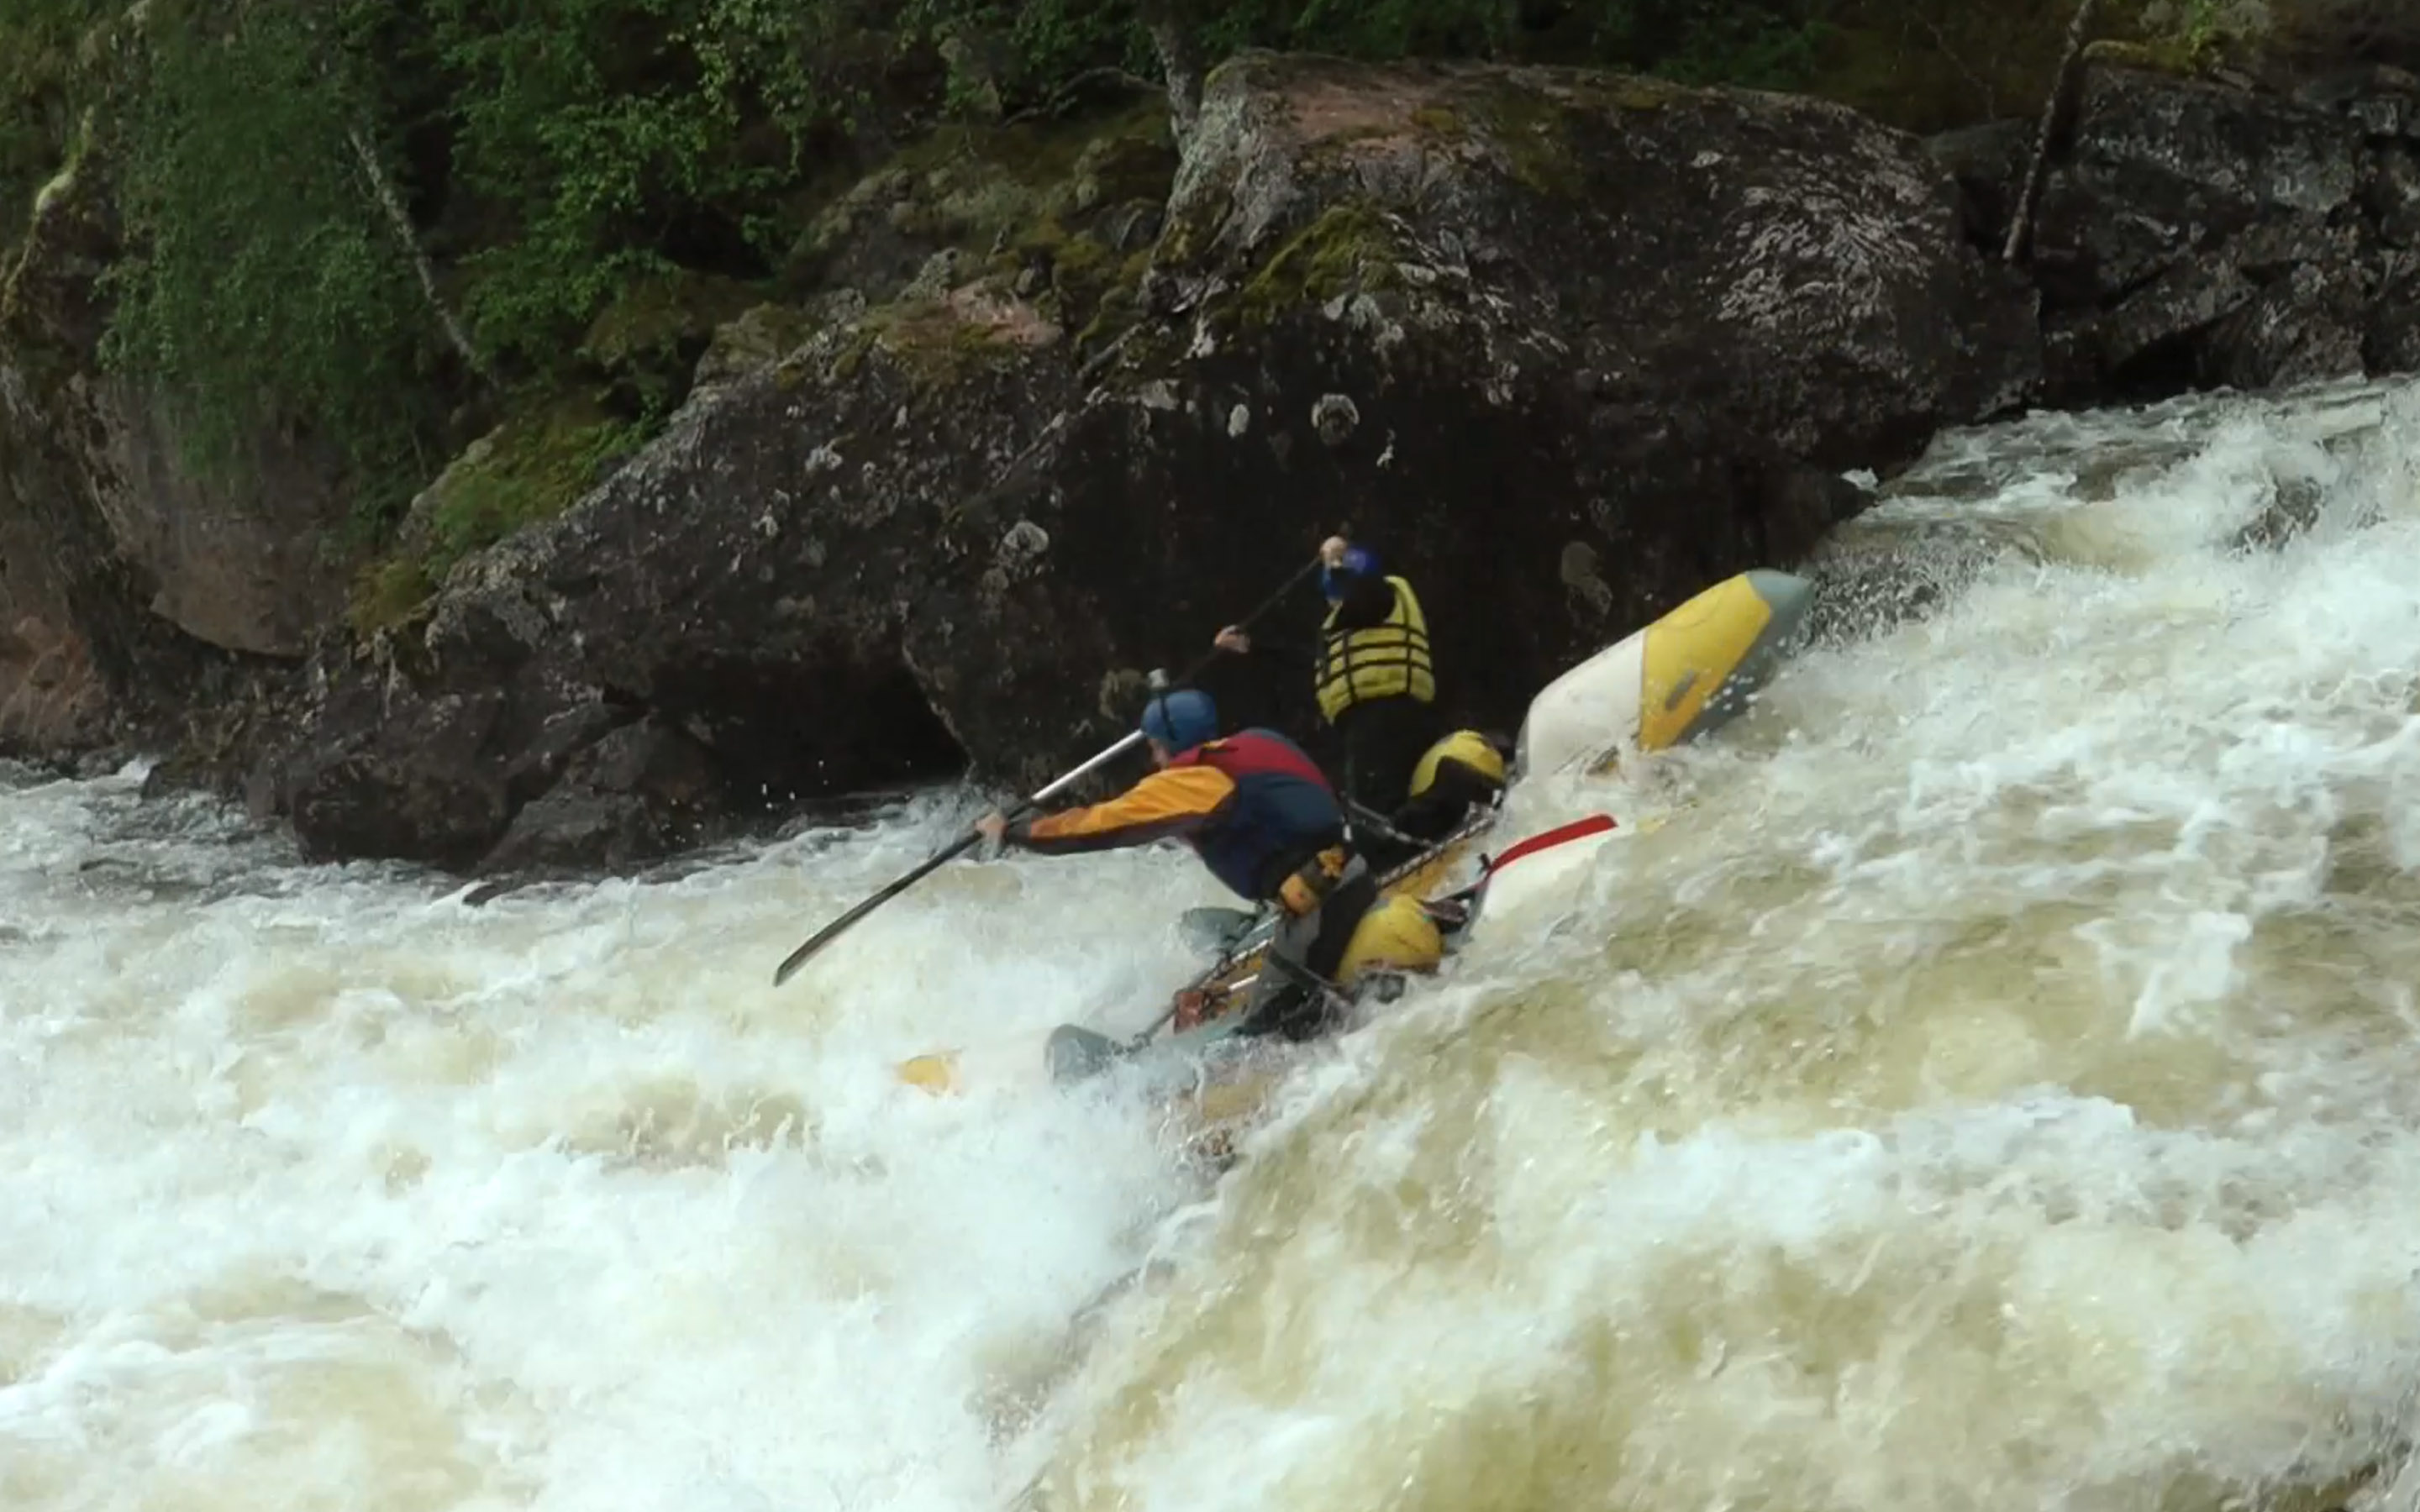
[1314,575,1435,722]
[1407,729,1506,800]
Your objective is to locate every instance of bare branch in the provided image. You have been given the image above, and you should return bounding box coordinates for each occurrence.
[346,127,484,380]
[2006,0,2101,265]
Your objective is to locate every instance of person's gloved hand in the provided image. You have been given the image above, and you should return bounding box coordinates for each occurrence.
[973,810,1012,859]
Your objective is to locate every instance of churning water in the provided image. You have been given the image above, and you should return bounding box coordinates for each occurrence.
[7,374,2420,1512]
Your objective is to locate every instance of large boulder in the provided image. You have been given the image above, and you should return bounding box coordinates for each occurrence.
[251,50,2042,873]
[1932,58,2420,400]
[1147,55,2043,467]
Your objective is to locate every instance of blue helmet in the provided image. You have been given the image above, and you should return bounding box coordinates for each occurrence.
[1140,688,1218,753]
[1320,545,1379,601]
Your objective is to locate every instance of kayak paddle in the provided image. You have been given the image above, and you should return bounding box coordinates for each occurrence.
[1178,905,1268,956]
[772,724,1152,986]
[772,545,1331,988]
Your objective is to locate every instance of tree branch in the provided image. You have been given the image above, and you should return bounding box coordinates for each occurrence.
[997,65,1160,129]
[2004,0,2100,265]
[346,126,485,381]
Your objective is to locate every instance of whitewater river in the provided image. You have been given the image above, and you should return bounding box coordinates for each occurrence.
[7,373,2420,1512]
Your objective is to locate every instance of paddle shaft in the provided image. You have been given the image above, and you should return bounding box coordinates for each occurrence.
[1344,797,1423,850]
[774,545,1332,986]
[772,728,1149,984]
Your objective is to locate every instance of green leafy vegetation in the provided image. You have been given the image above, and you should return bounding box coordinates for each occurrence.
[422,0,871,373]
[99,0,445,536]
[0,0,110,255]
[344,391,644,634]
[0,0,2402,634]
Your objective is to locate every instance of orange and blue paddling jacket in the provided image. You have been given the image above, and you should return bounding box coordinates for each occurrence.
[1002,728,1349,906]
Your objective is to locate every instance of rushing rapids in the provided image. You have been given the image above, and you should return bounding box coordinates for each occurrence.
[6,373,2420,1512]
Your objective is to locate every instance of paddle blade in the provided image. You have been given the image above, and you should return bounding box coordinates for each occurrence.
[771,915,855,985]
[1046,1024,1128,1085]
[773,832,979,986]
[898,1051,962,1095]
[1178,906,1263,956]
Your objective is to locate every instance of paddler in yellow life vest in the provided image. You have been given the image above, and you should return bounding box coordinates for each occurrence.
[1213,536,1444,820]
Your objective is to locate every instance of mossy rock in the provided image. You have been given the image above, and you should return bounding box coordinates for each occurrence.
[426,394,644,566]
[1463,75,1660,200]
[1026,221,1127,328]
[577,267,762,417]
[2081,36,2228,80]
[985,185,1162,339]
[1222,202,1408,331]
[350,391,646,635]
[1065,129,1181,214]
[784,100,1176,305]
[828,281,1064,393]
[1072,273,1147,355]
[345,557,438,639]
[693,294,863,392]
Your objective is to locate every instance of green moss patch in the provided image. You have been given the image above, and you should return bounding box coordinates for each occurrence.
[1464,80,1600,200]
[2080,36,2223,79]
[830,286,1061,392]
[430,396,639,564]
[1227,202,1406,329]
[1071,246,1155,354]
[346,557,438,638]
[346,391,644,636]
[788,98,1176,289]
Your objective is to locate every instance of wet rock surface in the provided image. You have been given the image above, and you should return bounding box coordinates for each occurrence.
[0,139,335,767]
[1933,59,2420,402]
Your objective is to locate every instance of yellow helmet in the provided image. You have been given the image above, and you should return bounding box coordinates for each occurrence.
[1335,894,1446,986]
[1407,729,1508,799]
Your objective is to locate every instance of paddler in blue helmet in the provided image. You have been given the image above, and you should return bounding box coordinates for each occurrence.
[1213,534,1453,847]
[975,686,1382,1041]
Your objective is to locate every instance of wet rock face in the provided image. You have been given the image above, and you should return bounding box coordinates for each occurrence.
[1933,60,2420,402]
[248,50,2040,873]
[478,717,725,876]
[0,612,106,752]
[1153,55,2044,470]
[0,137,348,766]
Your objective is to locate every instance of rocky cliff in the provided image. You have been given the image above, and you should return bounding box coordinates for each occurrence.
[4,47,2416,878]
[1933,55,2420,400]
[242,51,2044,874]
[0,134,351,773]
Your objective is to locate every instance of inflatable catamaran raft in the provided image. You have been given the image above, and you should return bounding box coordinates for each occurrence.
[894,567,1818,1100]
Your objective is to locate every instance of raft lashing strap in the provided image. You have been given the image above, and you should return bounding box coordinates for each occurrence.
[1414,811,1619,933]
[1479,812,1619,877]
